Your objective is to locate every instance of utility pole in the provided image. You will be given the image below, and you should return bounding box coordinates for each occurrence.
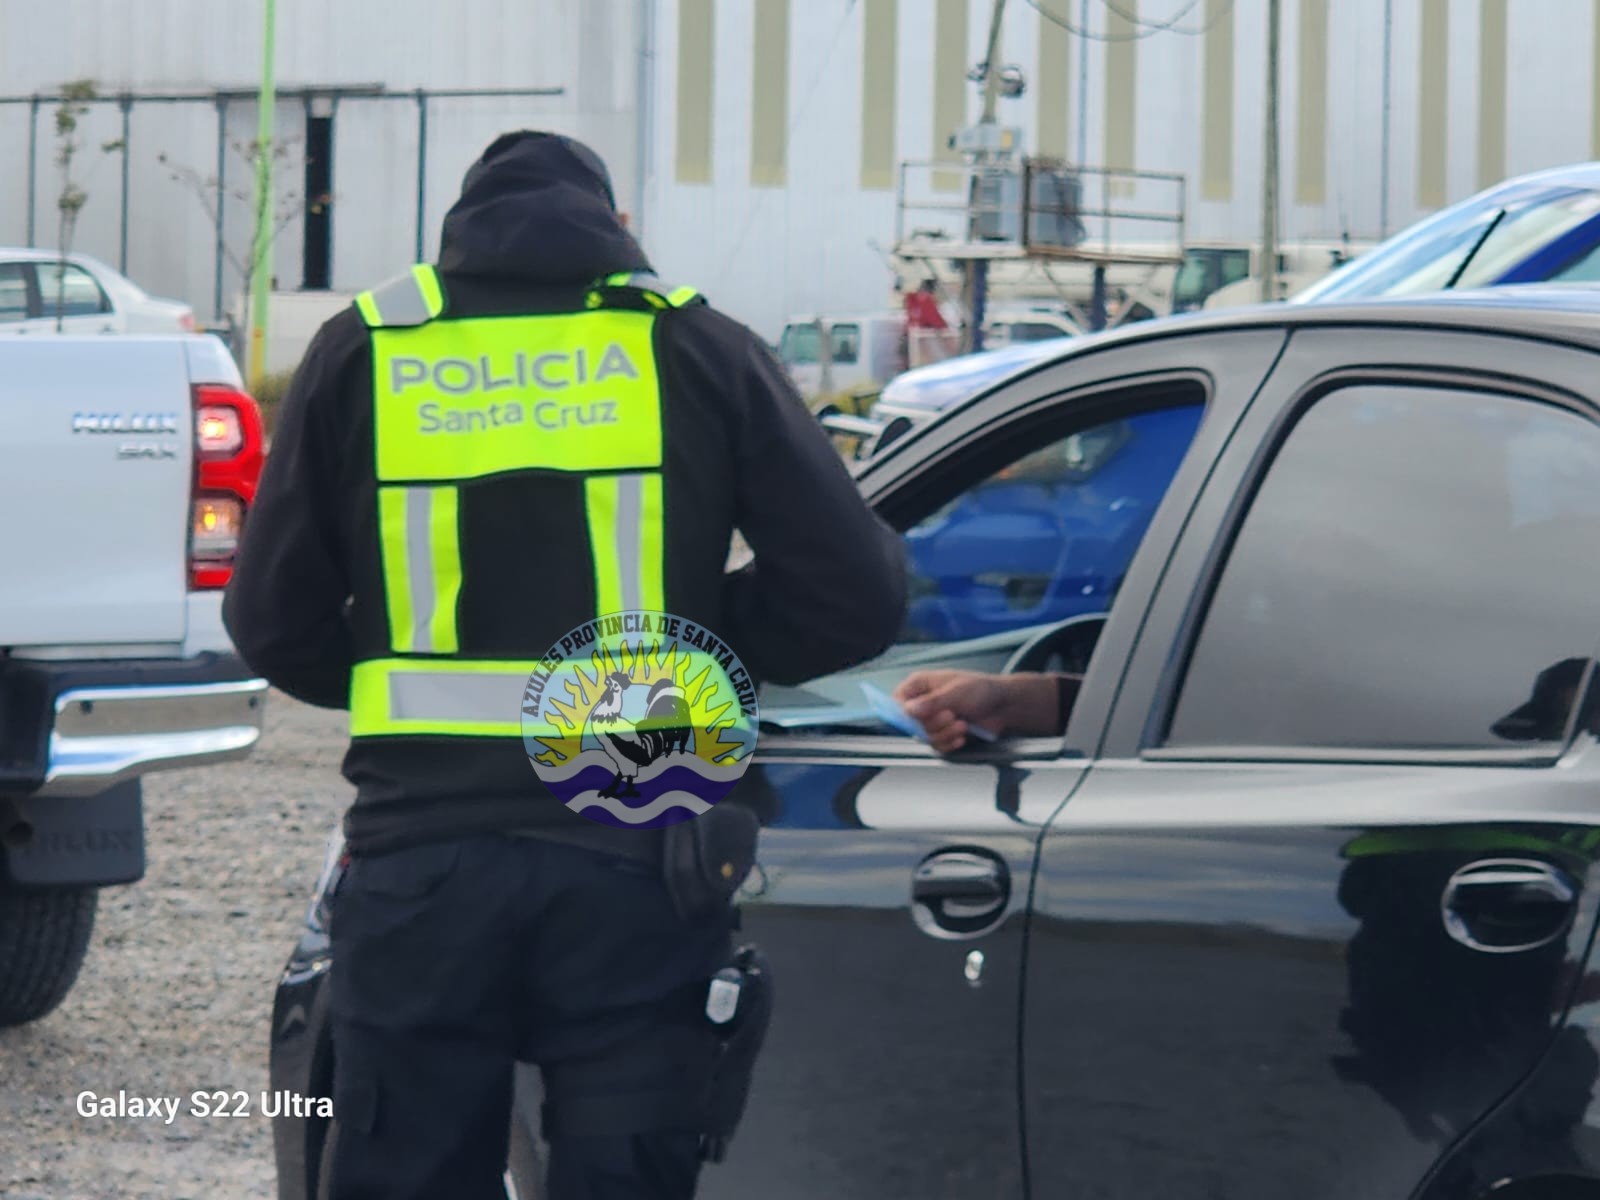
[1076,0,1089,164]
[979,0,1008,122]
[1260,0,1281,303]
[248,0,278,386]
[963,0,1009,354]
[1380,0,1394,238]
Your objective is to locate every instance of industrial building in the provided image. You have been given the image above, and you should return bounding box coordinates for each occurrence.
[2,0,1597,350]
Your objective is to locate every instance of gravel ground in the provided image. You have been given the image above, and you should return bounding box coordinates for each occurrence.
[0,694,350,1199]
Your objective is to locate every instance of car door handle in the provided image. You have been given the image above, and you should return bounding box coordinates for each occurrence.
[1442,858,1579,954]
[912,850,1010,939]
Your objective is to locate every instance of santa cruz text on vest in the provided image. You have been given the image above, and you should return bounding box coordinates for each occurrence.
[395,345,638,435]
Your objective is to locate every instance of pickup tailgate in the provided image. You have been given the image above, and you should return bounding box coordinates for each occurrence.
[0,338,192,649]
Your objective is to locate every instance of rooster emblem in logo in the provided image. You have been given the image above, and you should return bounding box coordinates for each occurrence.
[521,616,760,829]
[585,672,696,798]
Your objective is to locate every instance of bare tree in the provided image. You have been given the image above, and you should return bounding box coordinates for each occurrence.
[158,136,316,357]
[52,79,125,331]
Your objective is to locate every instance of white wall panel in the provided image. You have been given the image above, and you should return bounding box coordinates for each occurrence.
[1504,0,1592,178]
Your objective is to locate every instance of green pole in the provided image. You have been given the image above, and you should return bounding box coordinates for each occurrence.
[248,0,278,386]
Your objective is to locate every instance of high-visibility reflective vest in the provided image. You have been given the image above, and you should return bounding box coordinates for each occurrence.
[347,264,704,739]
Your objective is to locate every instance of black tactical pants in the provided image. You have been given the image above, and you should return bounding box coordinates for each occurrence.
[328,832,734,1200]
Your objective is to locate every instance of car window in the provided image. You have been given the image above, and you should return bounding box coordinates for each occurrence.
[1218,249,1252,288]
[829,323,860,365]
[1005,321,1071,343]
[0,264,30,323]
[36,263,110,317]
[1552,241,1600,282]
[1174,249,1255,312]
[778,323,820,365]
[900,403,1205,645]
[758,393,1208,737]
[1171,256,1213,310]
[1167,384,1600,753]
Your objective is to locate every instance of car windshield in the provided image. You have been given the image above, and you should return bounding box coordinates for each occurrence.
[1171,256,1212,309]
[778,323,821,365]
[1296,186,1600,302]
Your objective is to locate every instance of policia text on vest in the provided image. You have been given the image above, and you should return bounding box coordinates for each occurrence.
[362,267,671,486]
[396,343,637,437]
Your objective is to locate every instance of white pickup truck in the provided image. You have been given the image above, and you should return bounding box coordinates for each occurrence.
[0,335,268,1026]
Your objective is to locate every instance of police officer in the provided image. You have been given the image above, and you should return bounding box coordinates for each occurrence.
[223,131,906,1199]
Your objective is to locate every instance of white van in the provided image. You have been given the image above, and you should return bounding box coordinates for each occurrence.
[776,313,907,402]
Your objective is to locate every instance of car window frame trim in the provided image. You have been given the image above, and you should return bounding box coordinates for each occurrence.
[761,366,1213,765]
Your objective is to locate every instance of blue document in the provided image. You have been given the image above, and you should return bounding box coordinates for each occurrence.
[859,682,998,743]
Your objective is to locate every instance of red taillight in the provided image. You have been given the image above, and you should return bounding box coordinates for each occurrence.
[179,310,197,333]
[190,383,265,590]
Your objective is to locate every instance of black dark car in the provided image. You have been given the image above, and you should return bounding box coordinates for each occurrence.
[272,288,1600,1200]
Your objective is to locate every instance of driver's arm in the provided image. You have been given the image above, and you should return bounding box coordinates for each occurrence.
[894,670,1083,753]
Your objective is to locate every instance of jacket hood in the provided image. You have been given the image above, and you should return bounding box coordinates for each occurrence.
[437,131,652,285]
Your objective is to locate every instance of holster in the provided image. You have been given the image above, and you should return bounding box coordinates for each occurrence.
[699,943,774,1163]
[536,942,775,1162]
[661,801,760,922]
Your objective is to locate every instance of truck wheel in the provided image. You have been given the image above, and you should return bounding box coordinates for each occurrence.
[0,886,98,1027]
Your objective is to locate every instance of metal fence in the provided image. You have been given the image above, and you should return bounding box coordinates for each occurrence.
[0,85,564,323]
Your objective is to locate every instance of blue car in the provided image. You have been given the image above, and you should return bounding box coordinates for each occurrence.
[900,404,1202,642]
[861,337,1206,644]
[1294,162,1600,302]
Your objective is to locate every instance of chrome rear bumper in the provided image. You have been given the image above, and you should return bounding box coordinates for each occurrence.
[41,677,268,797]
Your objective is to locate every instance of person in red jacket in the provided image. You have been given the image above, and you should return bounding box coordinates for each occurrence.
[903,278,954,365]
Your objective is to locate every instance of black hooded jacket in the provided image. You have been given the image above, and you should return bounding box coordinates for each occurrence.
[222,133,907,858]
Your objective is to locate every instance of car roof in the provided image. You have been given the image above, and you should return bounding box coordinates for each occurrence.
[855,285,1600,476]
[1029,284,1600,365]
[1472,161,1600,195]
[783,312,900,325]
[0,247,96,263]
[883,335,1078,397]
[986,309,1080,324]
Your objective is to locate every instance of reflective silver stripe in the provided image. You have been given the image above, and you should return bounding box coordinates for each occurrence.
[406,488,437,654]
[613,473,643,612]
[387,670,529,725]
[368,273,433,327]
